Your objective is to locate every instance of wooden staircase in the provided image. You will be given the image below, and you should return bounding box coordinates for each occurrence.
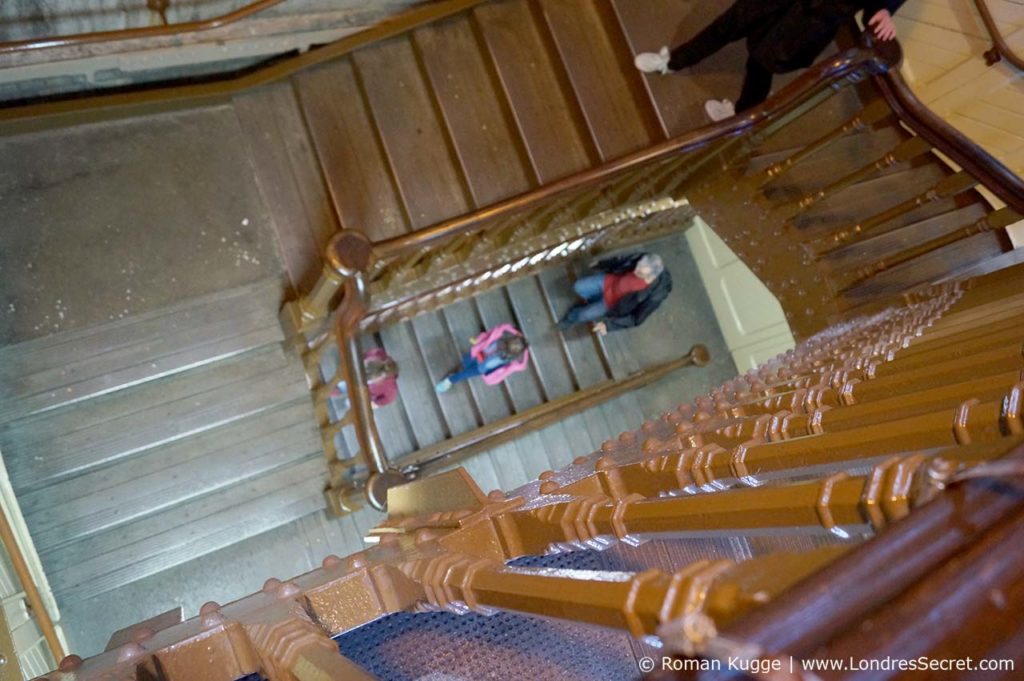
[0,0,735,633]
[234,0,1020,505]
[1,0,1022,660]
[235,0,747,296]
[0,279,333,609]
[683,76,1015,338]
[324,260,669,470]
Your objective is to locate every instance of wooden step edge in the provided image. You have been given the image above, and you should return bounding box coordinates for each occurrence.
[8,362,309,494]
[52,489,326,606]
[32,425,321,554]
[0,276,281,355]
[0,324,286,424]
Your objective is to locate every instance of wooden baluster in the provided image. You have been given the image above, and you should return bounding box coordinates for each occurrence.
[837,207,1021,293]
[300,329,336,391]
[279,231,374,340]
[725,82,844,170]
[774,135,933,222]
[811,171,977,253]
[413,549,843,643]
[752,99,892,188]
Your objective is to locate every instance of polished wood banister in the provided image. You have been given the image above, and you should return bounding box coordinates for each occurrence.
[371,43,898,261]
[396,346,711,476]
[299,40,906,514]
[0,0,288,55]
[871,38,1024,214]
[972,0,1024,71]
[333,276,391,476]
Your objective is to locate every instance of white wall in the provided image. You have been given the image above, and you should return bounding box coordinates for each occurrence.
[685,218,796,373]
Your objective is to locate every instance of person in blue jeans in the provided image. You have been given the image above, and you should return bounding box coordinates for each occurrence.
[558,252,670,335]
[435,324,530,393]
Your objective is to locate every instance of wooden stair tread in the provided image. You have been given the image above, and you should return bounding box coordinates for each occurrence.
[536,0,662,160]
[794,165,951,230]
[473,0,597,183]
[234,87,339,294]
[0,278,280,390]
[293,59,410,241]
[609,0,699,137]
[45,457,325,605]
[378,322,450,450]
[753,126,909,196]
[824,203,990,271]
[842,231,1006,302]
[2,346,308,493]
[413,14,536,206]
[26,400,318,553]
[409,311,481,438]
[352,37,472,230]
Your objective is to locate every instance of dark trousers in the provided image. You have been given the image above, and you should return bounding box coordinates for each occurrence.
[667,0,788,111]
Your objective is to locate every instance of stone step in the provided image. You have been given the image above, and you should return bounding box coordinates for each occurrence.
[45,456,326,605]
[1,344,308,494]
[0,278,283,422]
[24,399,318,553]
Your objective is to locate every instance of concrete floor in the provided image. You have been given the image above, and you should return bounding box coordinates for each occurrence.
[0,104,281,345]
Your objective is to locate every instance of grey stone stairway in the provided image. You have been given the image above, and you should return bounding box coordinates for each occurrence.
[0,278,325,607]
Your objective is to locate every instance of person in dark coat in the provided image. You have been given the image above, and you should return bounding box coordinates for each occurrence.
[557,253,671,336]
[634,0,905,121]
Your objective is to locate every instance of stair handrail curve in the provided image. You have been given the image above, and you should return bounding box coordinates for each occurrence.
[283,35,906,340]
[0,0,287,56]
[370,41,902,265]
[310,36,909,510]
[869,36,1024,214]
[317,30,1024,511]
[971,0,1024,71]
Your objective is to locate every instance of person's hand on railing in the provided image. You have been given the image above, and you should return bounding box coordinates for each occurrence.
[868,10,897,42]
[592,321,608,336]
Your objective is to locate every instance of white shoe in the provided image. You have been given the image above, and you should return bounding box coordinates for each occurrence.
[704,99,736,122]
[435,377,453,393]
[634,47,672,75]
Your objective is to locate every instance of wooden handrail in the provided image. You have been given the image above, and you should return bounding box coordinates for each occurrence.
[972,0,1024,71]
[333,274,391,479]
[397,346,711,476]
[0,501,64,662]
[870,37,1024,214]
[0,0,287,56]
[371,43,899,261]
[320,41,900,510]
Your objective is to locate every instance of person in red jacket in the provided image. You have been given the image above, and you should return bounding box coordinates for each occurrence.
[557,253,670,336]
[634,0,904,121]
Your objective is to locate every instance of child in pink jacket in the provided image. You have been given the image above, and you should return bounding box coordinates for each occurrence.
[435,324,529,393]
[330,347,399,409]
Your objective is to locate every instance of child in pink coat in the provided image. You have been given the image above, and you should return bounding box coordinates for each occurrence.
[435,324,529,393]
[330,348,399,409]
